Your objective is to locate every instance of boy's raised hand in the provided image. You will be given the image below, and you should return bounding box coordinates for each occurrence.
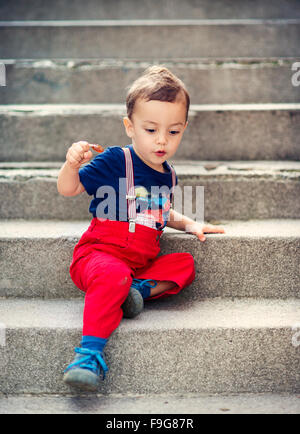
[185,222,225,243]
[66,141,93,170]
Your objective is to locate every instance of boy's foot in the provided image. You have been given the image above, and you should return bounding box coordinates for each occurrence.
[122,279,157,319]
[63,347,108,392]
[121,286,144,319]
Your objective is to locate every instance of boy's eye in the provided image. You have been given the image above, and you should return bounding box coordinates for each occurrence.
[145,129,179,135]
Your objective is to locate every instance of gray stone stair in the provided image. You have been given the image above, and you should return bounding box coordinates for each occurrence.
[0,297,299,395]
[2,0,300,21]
[1,104,299,161]
[1,392,299,414]
[0,161,300,220]
[2,59,300,105]
[1,19,300,59]
[0,219,299,299]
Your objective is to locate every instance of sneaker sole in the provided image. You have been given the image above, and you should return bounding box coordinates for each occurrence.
[122,287,144,319]
[63,369,100,392]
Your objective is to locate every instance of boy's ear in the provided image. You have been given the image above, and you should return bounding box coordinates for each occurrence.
[123,117,134,138]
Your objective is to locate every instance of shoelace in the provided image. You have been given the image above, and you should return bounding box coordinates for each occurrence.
[132,279,157,290]
[131,279,158,298]
[64,347,109,379]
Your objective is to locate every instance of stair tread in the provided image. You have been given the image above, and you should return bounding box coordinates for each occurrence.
[2,0,300,22]
[0,392,299,414]
[2,18,300,25]
[1,160,300,179]
[0,297,299,330]
[1,218,300,239]
[1,102,300,112]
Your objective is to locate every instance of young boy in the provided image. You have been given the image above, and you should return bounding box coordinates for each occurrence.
[57,65,225,391]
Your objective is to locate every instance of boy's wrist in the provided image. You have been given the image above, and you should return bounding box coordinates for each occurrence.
[168,209,196,233]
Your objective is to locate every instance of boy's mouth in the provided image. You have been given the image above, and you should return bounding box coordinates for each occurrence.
[155,150,166,157]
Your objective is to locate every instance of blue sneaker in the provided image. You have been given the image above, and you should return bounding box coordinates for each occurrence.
[63,347,108,391]
[122,279,157,319]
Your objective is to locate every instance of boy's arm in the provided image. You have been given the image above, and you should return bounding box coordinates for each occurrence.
[167,209,225,242]
[57,161,86,196]
[57,141,93,196]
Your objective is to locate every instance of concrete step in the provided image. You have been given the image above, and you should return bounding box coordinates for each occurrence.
[2,0,300,20]
[1,19,300,59]
[0,393,299,414]
[1,104,299,161]
[2,59,300,105]
[0,219,299,299]
[0,297,298,394]
[0,161,299,221]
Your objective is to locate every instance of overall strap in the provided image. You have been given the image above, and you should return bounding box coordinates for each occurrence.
[122,147,136,233]
[170,164,176,208]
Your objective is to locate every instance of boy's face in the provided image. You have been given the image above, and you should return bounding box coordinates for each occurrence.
[123,97,188,173]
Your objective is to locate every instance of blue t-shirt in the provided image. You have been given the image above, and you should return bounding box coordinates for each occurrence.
[79,144,178,230]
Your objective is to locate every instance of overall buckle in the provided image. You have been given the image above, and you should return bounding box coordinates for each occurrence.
[129,219,136,233]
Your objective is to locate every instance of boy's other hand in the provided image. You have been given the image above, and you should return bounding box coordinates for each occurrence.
[66,141,93,170]
[185,222,225,242]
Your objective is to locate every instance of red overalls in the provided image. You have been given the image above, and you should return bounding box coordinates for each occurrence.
[69,148,195,339]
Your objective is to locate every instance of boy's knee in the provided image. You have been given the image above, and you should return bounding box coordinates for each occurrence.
[118,274,131,287]
[85,259,132,290]
[181,252,195,269]
[95,267,131,285]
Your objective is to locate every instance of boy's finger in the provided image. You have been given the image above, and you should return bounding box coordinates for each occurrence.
[71,142,88,155]
[78,141,91,151]
[69,149,83,162]
[197,232,206,242]
[204,225,225,234]
[83,150,92,158]
[82,150,93,161]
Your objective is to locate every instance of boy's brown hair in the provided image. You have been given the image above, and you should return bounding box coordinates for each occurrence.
[126,65,190,122]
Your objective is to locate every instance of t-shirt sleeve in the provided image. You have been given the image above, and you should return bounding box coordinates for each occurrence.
[79,146,123,196]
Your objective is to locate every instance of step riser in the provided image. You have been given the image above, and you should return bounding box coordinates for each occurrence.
[1,234,299,299]
[2,61,300,104]
[1,21,300,59]
[1,107,299,161]
[2,0,300,20]
[1,176,299,220]
[0,326,298,394]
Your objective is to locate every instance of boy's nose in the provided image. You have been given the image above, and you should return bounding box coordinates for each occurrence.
[157,132,167,145]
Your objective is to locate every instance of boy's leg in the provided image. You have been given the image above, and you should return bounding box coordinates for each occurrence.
[150,280,177,296]
[134,252,195,299]
[121,279,175,318]
[121,252,195,318]
[79,250,133,338]
[64,250,133,390]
